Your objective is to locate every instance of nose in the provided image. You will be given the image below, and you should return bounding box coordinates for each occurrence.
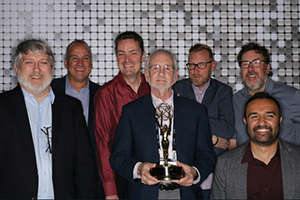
[247,62,255,71]
[257,115,267,126]
[124,54,130,62]
[158,66,166,75]
[77,58,84,66]
[33,63,40,72]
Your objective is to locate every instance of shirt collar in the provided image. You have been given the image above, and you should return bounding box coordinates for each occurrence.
[21,86,55,104]
[151,90,174,109]
[242,142,280,164]
[65,75,89,92]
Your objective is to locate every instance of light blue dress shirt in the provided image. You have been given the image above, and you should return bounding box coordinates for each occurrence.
[22,87,55,199]
[65,75,90,124]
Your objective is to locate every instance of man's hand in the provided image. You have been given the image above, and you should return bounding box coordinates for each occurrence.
[106,195,119,199]
[137,162,159,185]
[171,161,197,187]
[212,135,230,149]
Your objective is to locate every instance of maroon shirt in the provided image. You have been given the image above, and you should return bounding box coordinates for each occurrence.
[94,72,150,196]
[242,143,283,199]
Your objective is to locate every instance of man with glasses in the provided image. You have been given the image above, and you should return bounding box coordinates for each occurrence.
[232,42,300,146]
[173,43,235,198]
[110,49,215,199]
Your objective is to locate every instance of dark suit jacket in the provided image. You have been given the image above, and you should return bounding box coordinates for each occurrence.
[211,140,300,199]
[51,76,100,151]
[173,78,235,155]
[110,94,216,199]
[0,85,97,199]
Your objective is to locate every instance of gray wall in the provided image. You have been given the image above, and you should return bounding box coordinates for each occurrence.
[1,0,299,93]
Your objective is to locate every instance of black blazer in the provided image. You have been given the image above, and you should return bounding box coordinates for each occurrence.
[51,76,100,151]
[110,94,216,199]
[0,85,97,199]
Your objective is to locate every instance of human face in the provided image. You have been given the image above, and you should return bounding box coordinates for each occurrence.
[15,51,54,94]
[188,50,216,90]
[241,50,270,94]
[145,52,178,91]
[116,39,145,80]
[244,99,282,146]
[65,42,92,84]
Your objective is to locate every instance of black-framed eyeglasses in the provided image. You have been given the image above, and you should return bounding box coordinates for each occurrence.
[186,60,214,70]
[240,59,266,69]
[149,64,174,73]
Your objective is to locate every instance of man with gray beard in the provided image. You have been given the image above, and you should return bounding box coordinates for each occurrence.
[232,42,300,147]
[0,39,97,199]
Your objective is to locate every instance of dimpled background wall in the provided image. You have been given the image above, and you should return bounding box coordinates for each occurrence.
[0,0,299,93]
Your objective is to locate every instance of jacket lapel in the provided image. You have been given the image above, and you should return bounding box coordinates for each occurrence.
[51,91,62,155]
[11,85,36,162]
[201,79,215,105]
[280,141,295,199]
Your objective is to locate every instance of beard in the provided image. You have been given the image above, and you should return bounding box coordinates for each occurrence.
[148,78,174,90]
[17,71,53,93]
[247,123,280,146]
[243,71,268,92]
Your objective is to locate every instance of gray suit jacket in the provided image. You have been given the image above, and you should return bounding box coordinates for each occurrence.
[211,140,300,199]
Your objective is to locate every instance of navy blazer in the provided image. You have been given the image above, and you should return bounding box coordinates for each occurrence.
[110,94,216,199]
[173,78,235,155]
[51,76,100,151]
[0,85,97,199]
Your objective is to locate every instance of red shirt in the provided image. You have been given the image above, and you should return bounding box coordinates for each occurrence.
[94,72,150,196]
[242,143,283,199]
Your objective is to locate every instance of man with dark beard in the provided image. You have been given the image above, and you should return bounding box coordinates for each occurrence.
[232,42,300,146]
[0,39,97,199]
[211,92,300,199]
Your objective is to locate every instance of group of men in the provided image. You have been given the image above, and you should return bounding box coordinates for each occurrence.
[1,30,300,199]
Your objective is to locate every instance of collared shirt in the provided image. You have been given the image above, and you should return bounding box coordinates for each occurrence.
[192,78,211,103]
[65,75,90,124]
[94,71,150,196]
[233,77,300,146]
[22,87,55,199]
[242,143,283,199]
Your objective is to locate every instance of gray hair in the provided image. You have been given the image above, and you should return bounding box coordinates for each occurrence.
[14,39,55,69]
[145,49,178,78]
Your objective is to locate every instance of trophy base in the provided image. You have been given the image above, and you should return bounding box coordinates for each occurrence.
[150,164,183,181]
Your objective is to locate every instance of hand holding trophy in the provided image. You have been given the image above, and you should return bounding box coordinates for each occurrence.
[150,103,183,188]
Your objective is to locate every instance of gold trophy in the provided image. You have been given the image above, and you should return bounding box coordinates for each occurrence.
[150,103,183,184]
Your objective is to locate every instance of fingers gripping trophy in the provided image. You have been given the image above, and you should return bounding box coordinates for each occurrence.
[150,103,183,185]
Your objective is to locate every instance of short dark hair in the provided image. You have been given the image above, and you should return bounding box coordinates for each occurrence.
[114,31,144,55]
[65,39,92,61]
[189,43,214,61]
[14,39,55,69]
[237,42,270,67]
[244,92,281,119]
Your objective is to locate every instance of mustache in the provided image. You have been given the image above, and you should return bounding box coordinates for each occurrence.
[246,71,258,77]
[253,125,273,133]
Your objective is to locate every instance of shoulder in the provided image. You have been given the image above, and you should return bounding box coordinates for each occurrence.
[53,89,82,109]
[270,79,299,95]
[280,140,300,156]
[89,79,101,89]
[173,78,190,89]
[211,79,232,91]
[94,76,118,97]
[51,77,66,90]
[176,96,206,112]
[217,143,247,163]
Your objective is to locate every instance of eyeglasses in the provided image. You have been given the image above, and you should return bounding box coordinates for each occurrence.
[240,59,266,69]
[149,64,174,73]
[186,60,214,70]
